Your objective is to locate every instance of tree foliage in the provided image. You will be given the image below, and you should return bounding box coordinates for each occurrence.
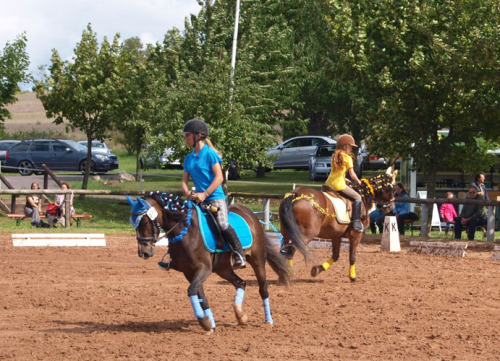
[0,33,30,126]
[114,35,181,179]
[325,0,500,196]
[144,0,302,179]
[34,24,122,189]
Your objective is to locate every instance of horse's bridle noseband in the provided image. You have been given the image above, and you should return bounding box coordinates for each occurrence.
[131,204,163,244]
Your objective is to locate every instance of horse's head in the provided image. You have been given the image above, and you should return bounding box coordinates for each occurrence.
[127,194,164,259]
[359,168,398,213]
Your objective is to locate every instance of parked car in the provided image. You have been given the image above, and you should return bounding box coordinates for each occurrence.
[267,136,336,170]
[4,139,119,176]
[309,144,364,181]
[77,140,119,167]
[309,144,336,181]
[77,140,113,155]
[0,140,21,166]
[140,147,181,169]
[0,140,21,151]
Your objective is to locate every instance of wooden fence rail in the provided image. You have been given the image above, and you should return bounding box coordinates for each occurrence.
[1,188,498,240]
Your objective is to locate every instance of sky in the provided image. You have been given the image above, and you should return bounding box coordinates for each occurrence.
[0,0,202,90]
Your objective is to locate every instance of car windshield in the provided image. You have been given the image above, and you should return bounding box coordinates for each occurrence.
[316,145,336,157]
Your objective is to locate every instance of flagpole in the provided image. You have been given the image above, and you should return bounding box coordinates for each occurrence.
[229,0,241,110]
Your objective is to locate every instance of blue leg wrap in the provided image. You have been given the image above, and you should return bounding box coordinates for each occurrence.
[204,308,216,329]
[234,288,245,306]
[189,295,204,319]
[262,298,273,324]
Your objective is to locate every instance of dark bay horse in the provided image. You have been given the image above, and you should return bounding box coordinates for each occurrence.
[279,171,397,281]
[127,192,292,333]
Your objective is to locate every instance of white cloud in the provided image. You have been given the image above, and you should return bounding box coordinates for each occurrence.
[0,0,201,89]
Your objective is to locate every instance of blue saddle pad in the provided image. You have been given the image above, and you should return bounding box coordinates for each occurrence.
[195,205,253,253]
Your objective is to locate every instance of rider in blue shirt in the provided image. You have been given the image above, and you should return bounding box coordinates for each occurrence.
[179,118,246,269]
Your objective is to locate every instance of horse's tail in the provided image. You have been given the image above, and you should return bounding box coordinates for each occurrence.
[279,193,313,261]
[265,236,293,286]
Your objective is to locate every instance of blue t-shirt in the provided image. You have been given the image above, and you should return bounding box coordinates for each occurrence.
[184,144,225,202]
[394,192,409,215]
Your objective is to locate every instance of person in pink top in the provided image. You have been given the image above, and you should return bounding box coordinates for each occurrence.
[440,192,458,235]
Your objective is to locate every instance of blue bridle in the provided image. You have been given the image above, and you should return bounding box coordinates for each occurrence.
[126,193,194,244]
[127,195,163,244]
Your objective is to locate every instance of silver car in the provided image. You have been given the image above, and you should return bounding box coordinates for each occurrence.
[267,136,336,170]
[77,140,112,155]
[308,144,336,180]
[140,147,181,169]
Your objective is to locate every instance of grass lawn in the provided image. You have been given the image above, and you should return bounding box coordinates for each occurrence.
[2,149,497,241]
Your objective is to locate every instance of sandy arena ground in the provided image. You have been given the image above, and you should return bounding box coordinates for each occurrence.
[1,233,499,361]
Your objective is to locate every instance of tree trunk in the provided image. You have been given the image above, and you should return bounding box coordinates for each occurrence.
[255,165,266,178]
[80,135,92,200]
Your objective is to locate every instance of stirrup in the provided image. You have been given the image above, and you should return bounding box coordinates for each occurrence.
[158,261,171,271]
[232,253,246,270]
[353,221,364,233]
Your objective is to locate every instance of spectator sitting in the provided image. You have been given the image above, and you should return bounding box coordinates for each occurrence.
[53,182,75,227]
[454,187,487,240]
[24,181,50,228]
[369,203,384,234]
[375,183,418,235]
[440,192,457,235]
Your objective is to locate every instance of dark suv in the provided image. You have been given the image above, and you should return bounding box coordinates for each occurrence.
[4,139,119,176]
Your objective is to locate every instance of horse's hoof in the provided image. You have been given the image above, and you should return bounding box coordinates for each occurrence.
[237,314,248,325]
[265,321,274,328]
[350,277,357,282]
[277,275,292,287]
[233,304,248,325]
[310,266,323,277]
[199,316,213,331]
[205,328,215,336]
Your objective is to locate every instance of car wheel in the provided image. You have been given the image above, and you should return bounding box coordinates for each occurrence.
[309,170,319,181]
[80,160,96,174]
[17,160,34,176]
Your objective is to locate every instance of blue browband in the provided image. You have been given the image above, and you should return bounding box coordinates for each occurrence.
[127,193,194,244]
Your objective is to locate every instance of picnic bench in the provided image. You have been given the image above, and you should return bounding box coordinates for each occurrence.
[6,213,92,227]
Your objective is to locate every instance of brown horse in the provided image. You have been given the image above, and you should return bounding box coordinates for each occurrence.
[127,192,292,333]
[279,170,397,281]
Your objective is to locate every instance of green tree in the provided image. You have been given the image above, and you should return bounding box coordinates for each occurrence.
[114,34,182,180]
[34,24,122,190]
[149,0,302,182]
[0,33,30,126]
[325,0,500,233]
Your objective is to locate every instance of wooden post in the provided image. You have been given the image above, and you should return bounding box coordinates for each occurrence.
[64,193,70,228]
[263,198,270,231]
[0,174,16,213]
[487,206,495,242]
[421,203,428,237]
[43,165,49,189]
[10,196,17,213]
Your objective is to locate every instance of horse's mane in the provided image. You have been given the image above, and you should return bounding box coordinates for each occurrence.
[367,174,393,192]
[145,191,190,223]
[353,173,393,201]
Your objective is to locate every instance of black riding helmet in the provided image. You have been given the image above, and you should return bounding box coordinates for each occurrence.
[183,118,209,136]
[183,118,209,148]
